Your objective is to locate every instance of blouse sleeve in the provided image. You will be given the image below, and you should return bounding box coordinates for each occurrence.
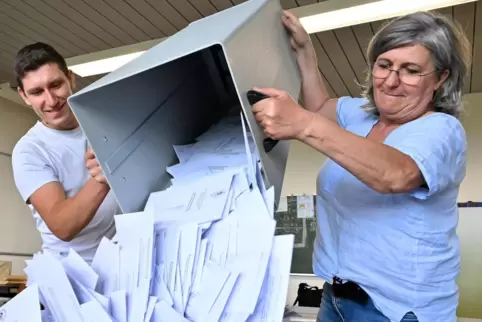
[389,114,467,199]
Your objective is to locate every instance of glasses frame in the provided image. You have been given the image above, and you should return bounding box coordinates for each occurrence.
[371,63,438,86]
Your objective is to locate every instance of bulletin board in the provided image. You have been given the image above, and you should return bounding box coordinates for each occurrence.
[274,194,317,276]
[275,195,482,276]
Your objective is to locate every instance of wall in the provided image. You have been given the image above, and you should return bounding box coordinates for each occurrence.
[281,92,482,318]
[0,96,41,275]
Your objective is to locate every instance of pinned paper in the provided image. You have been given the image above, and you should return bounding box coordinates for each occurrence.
[296,195,314,219]
[277,197,288,212]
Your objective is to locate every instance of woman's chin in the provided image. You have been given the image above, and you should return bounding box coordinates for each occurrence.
[377,103,401,116]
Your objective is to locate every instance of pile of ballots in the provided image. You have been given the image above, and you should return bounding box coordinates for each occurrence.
[2,114,295,322]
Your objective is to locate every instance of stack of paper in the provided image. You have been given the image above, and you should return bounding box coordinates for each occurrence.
[1,114,294,322]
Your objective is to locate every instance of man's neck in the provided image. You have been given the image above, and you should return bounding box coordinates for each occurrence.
[43,118,79,131]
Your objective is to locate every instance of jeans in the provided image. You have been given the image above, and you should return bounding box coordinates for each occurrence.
[317,282,419,322]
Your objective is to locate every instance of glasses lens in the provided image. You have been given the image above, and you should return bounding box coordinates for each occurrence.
[372,66,421,85]
[399,72,420,86]
[372,65,389,79]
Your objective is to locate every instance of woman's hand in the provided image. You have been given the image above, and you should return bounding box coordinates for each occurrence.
[251,87,313,141]
[282,10,312,55]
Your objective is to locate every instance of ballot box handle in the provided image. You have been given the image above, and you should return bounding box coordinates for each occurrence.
[246,90,279,153]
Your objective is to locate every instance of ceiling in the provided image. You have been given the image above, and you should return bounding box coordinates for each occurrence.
[0,0,481,98]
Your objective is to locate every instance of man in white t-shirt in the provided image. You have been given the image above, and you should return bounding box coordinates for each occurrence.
[11,42,119,263]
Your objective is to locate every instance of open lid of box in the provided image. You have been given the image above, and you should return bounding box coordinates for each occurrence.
[68,0,301,214]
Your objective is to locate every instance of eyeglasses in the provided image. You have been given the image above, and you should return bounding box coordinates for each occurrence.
[372,62,437,86]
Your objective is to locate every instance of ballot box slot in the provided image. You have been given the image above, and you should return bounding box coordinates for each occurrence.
[202,44,239,115]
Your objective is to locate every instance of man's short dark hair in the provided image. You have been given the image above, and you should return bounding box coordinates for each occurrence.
[14,42,69,91]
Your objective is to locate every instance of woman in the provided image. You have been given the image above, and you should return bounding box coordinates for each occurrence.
[252,11,470,322]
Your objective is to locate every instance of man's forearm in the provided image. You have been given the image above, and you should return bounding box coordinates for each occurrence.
[51,178,110,241]
[297,47,331,113]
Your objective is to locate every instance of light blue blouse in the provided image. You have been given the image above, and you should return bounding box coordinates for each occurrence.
[313,97,467,322]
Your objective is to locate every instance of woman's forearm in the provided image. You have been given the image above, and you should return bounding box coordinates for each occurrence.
[298,113,424,193]
[297,48,331,113]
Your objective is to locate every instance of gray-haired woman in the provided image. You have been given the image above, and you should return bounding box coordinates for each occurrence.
[252,11,471,322]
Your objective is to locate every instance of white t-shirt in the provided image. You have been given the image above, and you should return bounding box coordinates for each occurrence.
[11,121,118,263]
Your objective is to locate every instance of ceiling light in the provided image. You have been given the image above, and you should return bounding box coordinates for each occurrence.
[67,38,164,78]
[297,0,476,34]
[70,51,145,77]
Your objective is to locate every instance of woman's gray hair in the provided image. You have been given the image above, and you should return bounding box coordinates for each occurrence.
[361,11,471,118]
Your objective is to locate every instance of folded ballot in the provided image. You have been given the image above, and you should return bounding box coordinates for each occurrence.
[5,113,294,322]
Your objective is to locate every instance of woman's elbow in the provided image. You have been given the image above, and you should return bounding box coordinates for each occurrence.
[377,166,423,194]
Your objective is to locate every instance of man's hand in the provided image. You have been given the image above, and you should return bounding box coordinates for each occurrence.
[85,148,107,184]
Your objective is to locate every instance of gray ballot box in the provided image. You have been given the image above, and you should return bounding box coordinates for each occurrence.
[67,0,301,214]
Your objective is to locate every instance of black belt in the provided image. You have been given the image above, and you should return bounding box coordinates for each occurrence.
[331,276,369,305]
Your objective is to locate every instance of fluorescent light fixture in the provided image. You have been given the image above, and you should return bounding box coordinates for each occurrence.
[70,52,145,77]
[67,0,475,77]
[295,0,476,34]
[67,38,165,78]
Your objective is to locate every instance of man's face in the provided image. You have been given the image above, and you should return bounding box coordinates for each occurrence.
[18,63,78,130]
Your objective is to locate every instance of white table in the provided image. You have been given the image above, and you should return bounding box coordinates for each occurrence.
[284,306,482,322]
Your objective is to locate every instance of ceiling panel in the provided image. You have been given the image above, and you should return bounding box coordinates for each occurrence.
[333,27,367,84]
[316,31,360,95]
[0,0,481,100]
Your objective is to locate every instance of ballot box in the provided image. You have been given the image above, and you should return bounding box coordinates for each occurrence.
[4,1,301,321]
[67,0,301,215]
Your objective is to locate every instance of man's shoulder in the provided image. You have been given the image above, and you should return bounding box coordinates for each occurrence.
[13,123,48,158]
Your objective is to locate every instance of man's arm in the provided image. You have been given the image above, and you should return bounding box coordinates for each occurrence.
[29,179,109,242]
[12,144,110,242]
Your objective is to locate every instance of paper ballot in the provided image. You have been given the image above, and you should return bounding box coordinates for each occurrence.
[19,114,294,322]
[0,284,42,322]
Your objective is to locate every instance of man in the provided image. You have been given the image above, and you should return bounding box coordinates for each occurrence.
[11,42,119,263]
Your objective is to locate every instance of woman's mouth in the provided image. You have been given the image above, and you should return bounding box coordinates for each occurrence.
[383,92,404,97]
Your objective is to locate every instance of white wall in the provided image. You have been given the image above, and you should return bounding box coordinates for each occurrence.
[281,92,482,318]
[0,97,41,274]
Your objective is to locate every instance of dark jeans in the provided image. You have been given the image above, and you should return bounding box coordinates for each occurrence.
[317,282,419,322]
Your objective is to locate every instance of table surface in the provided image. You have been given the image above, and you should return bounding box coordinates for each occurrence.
[284,306,482,322]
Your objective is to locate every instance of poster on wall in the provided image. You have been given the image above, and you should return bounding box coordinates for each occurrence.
[296,195,314,219]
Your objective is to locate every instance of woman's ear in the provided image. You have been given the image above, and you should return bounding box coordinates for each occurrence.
[435,70,450,91]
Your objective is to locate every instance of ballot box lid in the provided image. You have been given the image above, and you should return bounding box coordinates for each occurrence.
[68,0,301,214]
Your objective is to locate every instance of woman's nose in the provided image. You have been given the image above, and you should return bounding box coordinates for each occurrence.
[383,70,401,88]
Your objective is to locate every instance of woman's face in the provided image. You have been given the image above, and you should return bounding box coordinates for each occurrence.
[372,44,448,123]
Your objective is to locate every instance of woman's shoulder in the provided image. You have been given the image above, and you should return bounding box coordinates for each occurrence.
[407,112,466,138]
[336,96,374,129]
[388,112,467,157]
